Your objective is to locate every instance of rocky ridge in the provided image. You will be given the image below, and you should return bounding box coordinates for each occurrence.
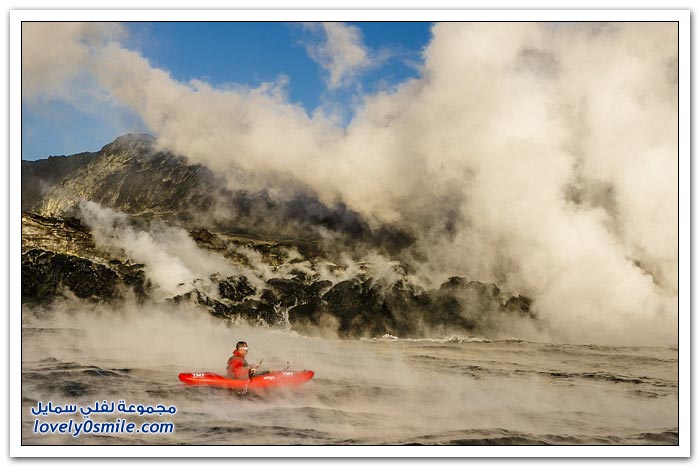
[26,134,392,249]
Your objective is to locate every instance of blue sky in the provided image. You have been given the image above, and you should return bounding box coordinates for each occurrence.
[22,22,433,160]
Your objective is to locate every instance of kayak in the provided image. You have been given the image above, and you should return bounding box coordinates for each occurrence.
[178,370,314,390]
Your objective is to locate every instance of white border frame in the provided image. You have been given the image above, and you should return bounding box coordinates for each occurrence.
[9,9,690,458]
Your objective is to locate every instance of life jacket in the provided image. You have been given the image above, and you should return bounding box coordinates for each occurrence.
[227,349,249,379]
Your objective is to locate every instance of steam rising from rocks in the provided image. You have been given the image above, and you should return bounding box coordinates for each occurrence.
[78,200,238,297]
[22,22,678,345]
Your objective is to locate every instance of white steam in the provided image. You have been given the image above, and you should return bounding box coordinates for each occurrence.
[22,22,126,101]
[22,22,679,345]
[302,22,375,89]
[78,200,237,297]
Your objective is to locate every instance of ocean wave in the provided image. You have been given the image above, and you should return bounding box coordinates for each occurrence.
[537,370,677,389]
[360,335,533,344]
[399,428,679,446]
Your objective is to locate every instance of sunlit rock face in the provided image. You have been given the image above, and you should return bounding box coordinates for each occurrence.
[25,134,378,245]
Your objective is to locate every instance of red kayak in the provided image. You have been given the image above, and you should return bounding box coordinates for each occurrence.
[178,370,314,390]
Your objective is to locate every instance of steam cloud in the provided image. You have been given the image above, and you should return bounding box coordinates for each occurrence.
[302,22,375,89]
[78,200,238,297]
[22,22,679,345]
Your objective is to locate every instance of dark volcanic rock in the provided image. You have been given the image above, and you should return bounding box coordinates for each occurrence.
[287,276,535,338]
[173,290,282,327]
[21,212,149,303]
[504,295,533,315]
[320,279,394,337]
[429,277,535,331]
[21,249,147,302]
[261,277,331,308]
[384,279,472,333]
[226,300,279,325]
[287,298,331,328]
[22,152,95,212]
[218,275,256,302]
[430,277,503,326]
[288,278,423,338]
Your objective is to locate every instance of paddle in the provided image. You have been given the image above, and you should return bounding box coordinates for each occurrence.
[241,359,265,395]
[247,359,264,379]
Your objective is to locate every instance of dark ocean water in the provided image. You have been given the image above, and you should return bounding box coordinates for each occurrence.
[20,304,678,446]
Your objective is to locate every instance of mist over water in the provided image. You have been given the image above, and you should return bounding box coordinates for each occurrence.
[22,300,677,445]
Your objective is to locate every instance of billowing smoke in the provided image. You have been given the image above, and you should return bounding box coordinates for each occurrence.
[78,200,239,297]
[22,22,678,345]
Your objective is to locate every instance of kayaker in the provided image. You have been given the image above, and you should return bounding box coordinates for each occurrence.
[227,341,261,379]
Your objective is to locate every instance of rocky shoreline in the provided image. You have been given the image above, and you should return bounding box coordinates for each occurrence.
[22,211,534,338]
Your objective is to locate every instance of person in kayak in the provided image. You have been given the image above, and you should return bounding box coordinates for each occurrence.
[227,341,262,379]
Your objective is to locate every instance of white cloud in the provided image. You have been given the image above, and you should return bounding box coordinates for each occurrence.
[303,22,374,89]
[22,22,126,100]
